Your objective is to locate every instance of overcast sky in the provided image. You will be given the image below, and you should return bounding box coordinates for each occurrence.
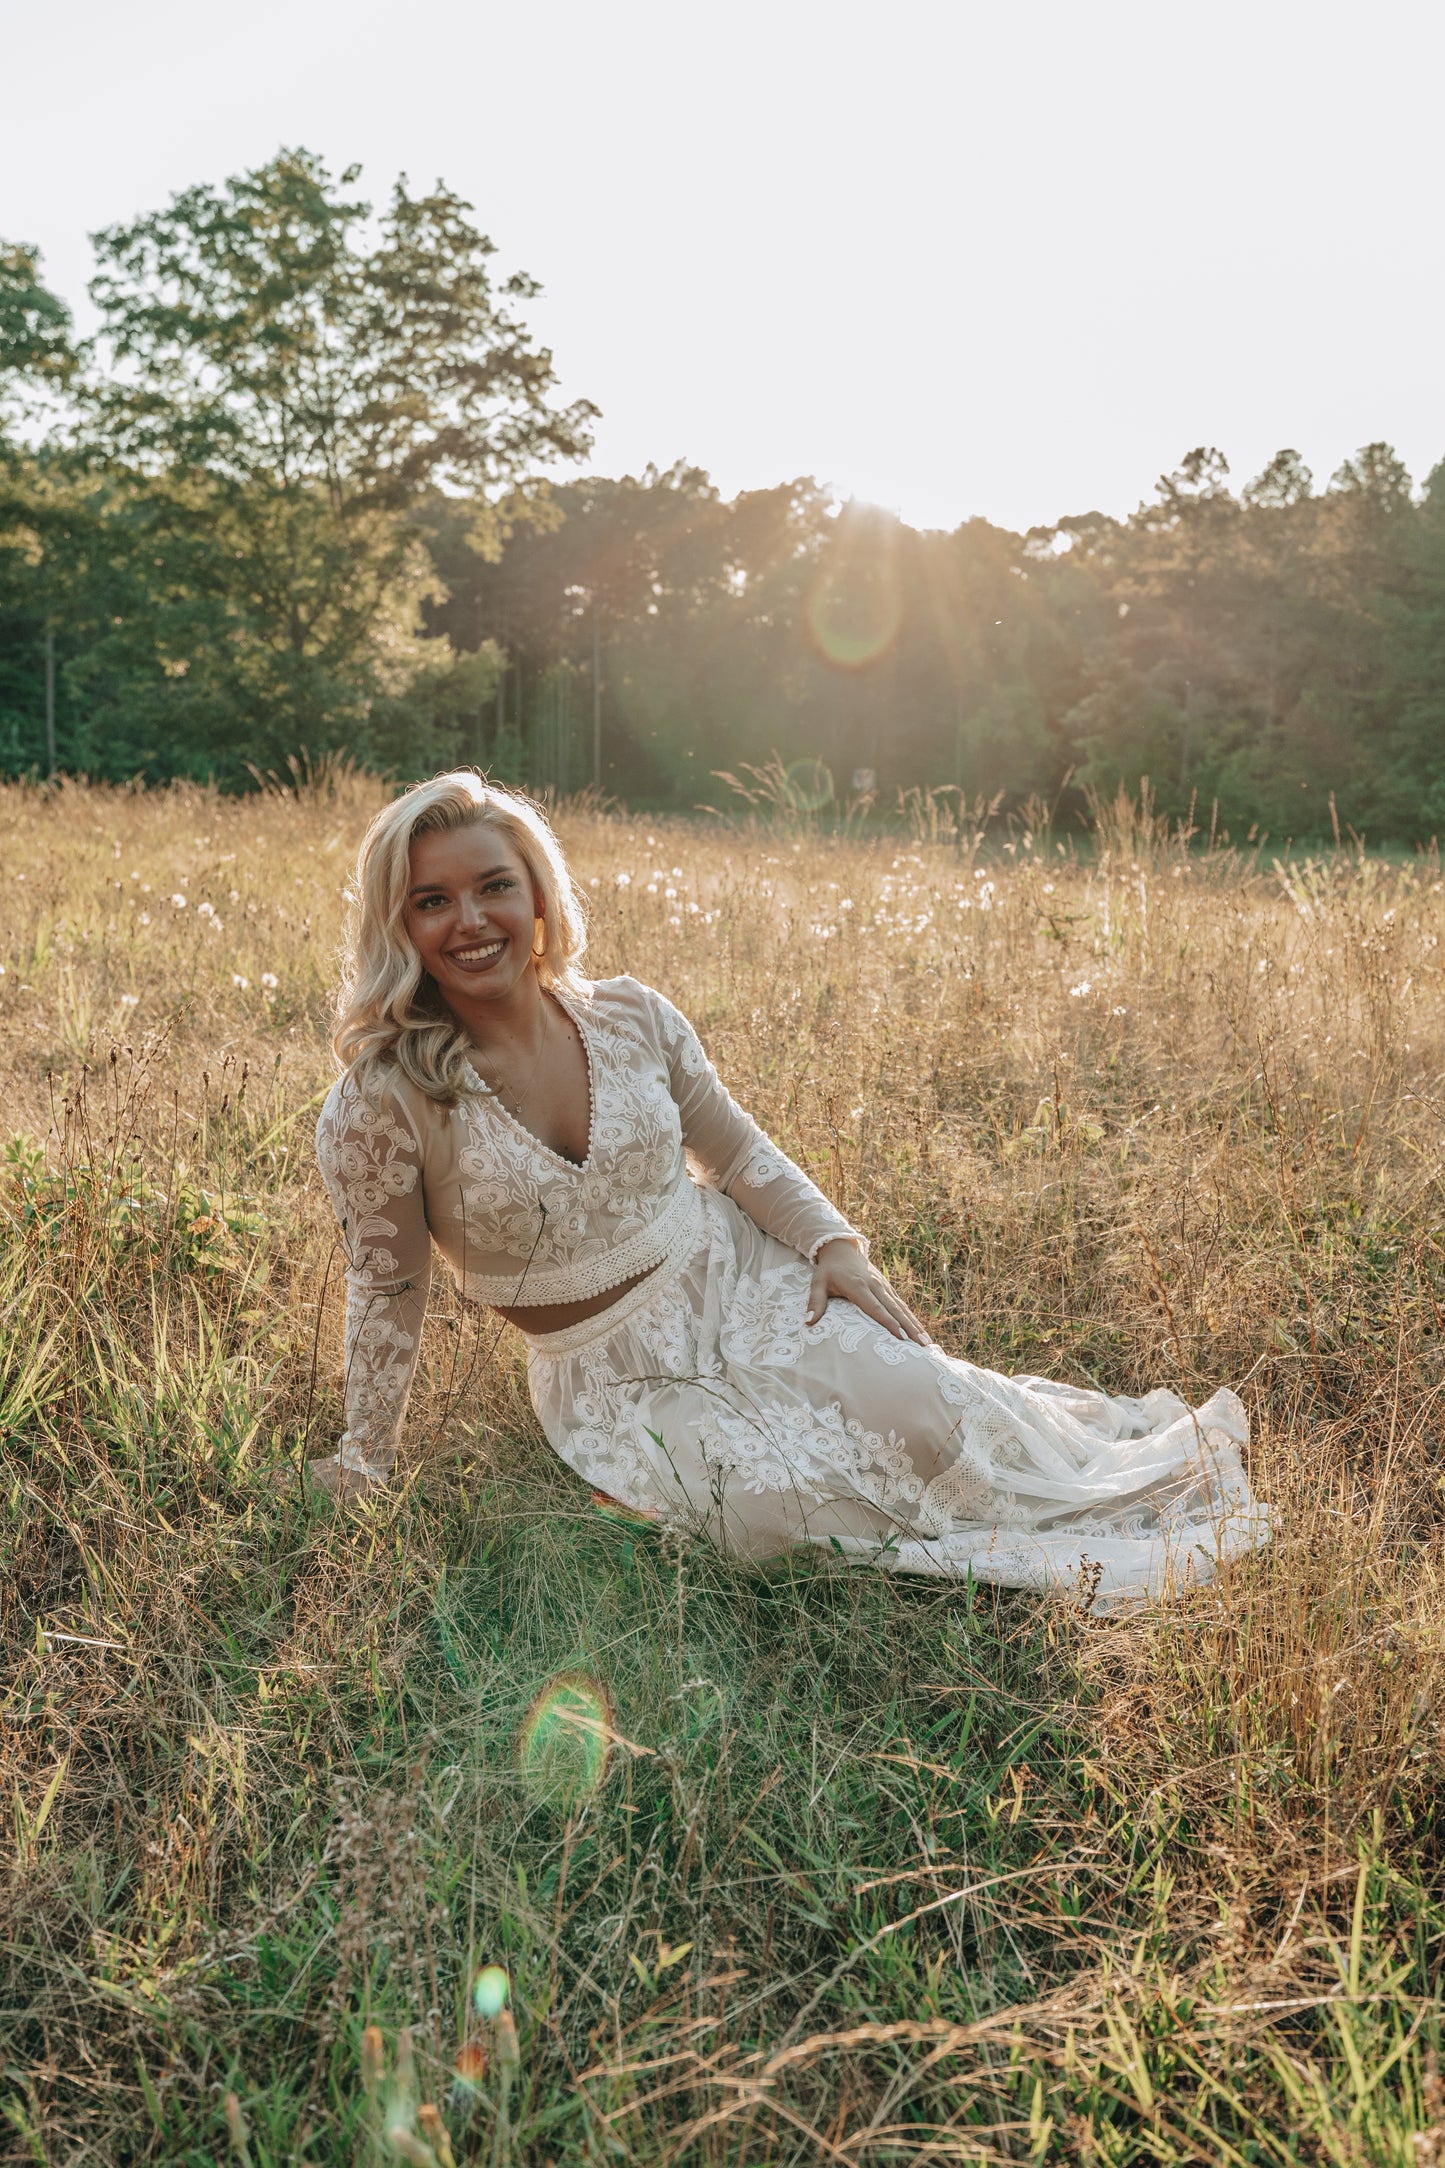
[4,0,1441,532]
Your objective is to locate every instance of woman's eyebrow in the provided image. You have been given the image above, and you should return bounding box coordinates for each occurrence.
[407,864,513,897]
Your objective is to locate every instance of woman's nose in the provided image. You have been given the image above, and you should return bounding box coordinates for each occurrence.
[456,895,487,930]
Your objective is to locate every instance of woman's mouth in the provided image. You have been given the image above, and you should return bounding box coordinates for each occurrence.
[448,937,507,971]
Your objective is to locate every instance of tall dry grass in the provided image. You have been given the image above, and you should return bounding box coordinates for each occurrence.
[1,770,1442,2165]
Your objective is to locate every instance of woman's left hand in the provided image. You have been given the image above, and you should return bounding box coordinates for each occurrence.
[806,1238,932,1345]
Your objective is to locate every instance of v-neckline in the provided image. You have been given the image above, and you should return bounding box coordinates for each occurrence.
[463,992,596,1173]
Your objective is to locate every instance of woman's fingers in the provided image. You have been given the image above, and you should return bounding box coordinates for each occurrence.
[854,1283,914,1341]
[865,1276,932,1345]
[807,1264,933,1346]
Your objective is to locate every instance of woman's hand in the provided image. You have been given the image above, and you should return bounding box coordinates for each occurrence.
[806,1237,932,1345]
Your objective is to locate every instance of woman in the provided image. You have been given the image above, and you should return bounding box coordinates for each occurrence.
[314,772,1267,1603]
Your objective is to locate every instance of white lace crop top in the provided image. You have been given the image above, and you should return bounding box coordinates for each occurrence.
[315,975,864,1465]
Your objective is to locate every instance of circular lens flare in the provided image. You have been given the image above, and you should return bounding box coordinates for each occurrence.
[805,505,904,672]
[782,759,834,812]
[516,1675,613,1809]
[473,1965,510,2019]
[454,2040,488,2087]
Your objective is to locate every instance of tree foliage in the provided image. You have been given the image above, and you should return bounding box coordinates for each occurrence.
[0,151,591,778]
[3,156,1445,835]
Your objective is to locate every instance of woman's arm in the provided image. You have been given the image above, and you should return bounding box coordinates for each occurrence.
[315,1077,434,1479]
[650,990,928,1343]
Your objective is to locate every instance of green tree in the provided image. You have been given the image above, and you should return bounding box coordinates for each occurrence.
[4,151,596,779]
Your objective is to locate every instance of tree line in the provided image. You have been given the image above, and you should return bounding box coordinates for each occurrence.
[4,150,1444,838]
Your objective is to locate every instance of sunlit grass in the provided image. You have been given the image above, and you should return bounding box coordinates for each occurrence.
[2,769,1443,2163]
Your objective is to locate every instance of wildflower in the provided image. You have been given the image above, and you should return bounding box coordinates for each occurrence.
[1112,1005,1128,1016]
[1042,882,1055,895]
[169,893,187,908]
[232,974,249,990]
[614,871,631,886]
[839,898,853,911]
[667,913,682,927]
[120,992,139,1007]
[138,913,151,925]
[1069,980,1092,998]
[260,972,279,990]
[196,901,215,918]
[977,883,995,910]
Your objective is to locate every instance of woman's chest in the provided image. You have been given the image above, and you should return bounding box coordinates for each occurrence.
[444,1032,680,1217]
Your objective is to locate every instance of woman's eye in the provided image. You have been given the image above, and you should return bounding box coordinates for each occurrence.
[483,878,516,894]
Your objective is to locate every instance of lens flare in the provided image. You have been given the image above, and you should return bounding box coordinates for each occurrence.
[589,1487,660,1529]
[472,1966,510,2019]
[454,2040,488,2086]
[781,759,834,813]
[516,1675,613,1808]
[805,505,904,672]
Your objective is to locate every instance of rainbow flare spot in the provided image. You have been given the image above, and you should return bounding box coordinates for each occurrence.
[516,1675,614,1808]
[472,1965,510,2018]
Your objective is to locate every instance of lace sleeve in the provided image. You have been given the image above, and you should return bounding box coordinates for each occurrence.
[316,1076,434,1475]
[649,989,867,1263]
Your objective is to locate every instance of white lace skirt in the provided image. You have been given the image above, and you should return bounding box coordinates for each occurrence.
[523,1186,1269,1603]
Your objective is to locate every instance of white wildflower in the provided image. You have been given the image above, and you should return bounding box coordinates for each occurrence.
[120,992,139,1007]
[169,893,187,908]
[138,912,151,925]
[261,972,279,990]
[232,974,249,990]
[1070,980,1092,998]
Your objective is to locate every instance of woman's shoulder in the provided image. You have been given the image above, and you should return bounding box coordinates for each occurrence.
[583,975,692,1039]
[317,1061,439,1151]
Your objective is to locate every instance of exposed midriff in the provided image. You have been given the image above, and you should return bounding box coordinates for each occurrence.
[489,1258,663,1336]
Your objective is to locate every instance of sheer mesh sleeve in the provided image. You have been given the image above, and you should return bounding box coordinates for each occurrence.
[315,1076,434,1474]
[650,990,866,1263]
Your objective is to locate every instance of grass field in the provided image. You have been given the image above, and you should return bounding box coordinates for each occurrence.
[3,770,1443,2165]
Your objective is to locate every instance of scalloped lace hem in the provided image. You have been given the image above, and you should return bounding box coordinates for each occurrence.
[458,1178,705,1309]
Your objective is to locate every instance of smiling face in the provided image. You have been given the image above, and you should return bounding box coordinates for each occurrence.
[404,822,542,1011]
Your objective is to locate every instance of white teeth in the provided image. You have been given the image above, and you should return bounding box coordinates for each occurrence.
[454,940,505,964]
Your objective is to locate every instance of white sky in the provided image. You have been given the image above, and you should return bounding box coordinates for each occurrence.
[3,0,1441,533]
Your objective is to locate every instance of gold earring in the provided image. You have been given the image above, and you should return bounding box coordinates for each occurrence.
[532,917,547,959]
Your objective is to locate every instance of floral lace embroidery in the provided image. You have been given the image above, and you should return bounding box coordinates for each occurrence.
[316,1079,422,1283]
[339,1285,425,1455]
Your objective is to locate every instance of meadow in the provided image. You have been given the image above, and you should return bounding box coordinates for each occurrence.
[2,769,1443,2165]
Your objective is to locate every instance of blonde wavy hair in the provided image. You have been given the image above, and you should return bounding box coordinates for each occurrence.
[333,771,590,1106]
